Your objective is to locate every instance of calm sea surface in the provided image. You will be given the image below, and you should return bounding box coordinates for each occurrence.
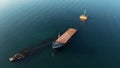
[0,0,120,68]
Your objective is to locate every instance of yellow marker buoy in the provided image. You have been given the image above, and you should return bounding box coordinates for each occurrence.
[80,10,88,21]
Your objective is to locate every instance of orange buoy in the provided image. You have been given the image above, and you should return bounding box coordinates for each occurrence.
[80,10,88,21]
[80,15,87,21]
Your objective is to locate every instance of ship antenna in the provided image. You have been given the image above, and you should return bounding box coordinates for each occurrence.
[84,10,86,15]
[58,32,60,38]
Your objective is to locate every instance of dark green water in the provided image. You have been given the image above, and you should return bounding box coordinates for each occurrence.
[0,0,120,68]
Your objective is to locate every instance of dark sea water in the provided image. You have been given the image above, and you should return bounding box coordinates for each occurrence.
[0,0,120,68]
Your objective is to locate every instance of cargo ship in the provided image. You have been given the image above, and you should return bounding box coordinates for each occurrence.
[9,53,25,62]
[52,28,77,49]
[9,45,44,62]
[9,47,38,62]
[9,51,31,62]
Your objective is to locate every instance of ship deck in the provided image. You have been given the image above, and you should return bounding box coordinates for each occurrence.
[55,28,77,44]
